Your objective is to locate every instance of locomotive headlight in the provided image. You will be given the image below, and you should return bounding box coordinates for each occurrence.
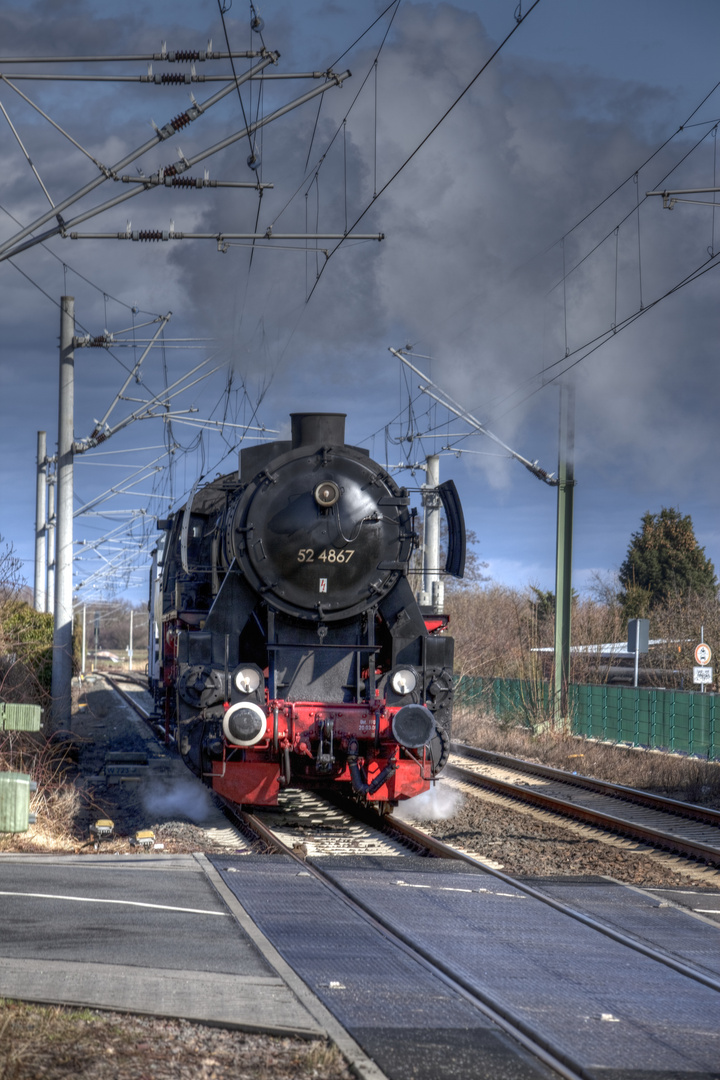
[392,704,435,749]
[314,480,340,508]
[223,701,267,747]
[391,668,417,696]
[234,665,261,694]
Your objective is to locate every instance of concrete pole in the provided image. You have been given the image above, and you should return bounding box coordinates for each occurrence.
[81,604,86,676]
[553,381,575,728]
[51,296,75,732]
[422,455,444,613]
[148,548,158,688]
[128,608,134,671]
[33,431,47,612]
[46,474,55,614]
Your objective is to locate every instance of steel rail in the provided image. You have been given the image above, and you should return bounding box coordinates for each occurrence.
[241,796,720,1080]
[447,752,720,865]
[239,806,585,1080]
[446,761,720,865]
[100,680,720,1002]
[101,672,152,719]
[383,814,720,995]
[452,742,720,826]
[101,672,172,745]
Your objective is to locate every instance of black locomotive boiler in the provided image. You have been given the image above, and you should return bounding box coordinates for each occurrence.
[150,412,465,807]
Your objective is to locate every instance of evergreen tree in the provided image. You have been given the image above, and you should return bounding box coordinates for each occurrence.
[618,508,717,619]
[529,587,557,627]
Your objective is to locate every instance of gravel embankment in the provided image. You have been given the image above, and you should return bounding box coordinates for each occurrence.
[399,778,720,889]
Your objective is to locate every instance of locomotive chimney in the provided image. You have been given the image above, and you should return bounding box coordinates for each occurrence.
[291,413,346,449]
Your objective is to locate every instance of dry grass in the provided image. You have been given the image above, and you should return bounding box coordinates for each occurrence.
[0,729,87,853]
[0,999,352,1080]
[454,708,720,807]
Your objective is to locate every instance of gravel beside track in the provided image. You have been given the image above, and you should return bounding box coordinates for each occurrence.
[48,674,255,855]
[399,774,720,889]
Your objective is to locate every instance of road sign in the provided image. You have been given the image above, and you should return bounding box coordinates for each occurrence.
[695,643,712,666]
[694,666,713,685]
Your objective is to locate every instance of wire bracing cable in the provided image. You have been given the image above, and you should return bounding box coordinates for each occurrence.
[304,0,543,303]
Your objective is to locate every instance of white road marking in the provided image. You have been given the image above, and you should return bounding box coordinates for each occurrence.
[0,890,230,916]
[394,880,521,896]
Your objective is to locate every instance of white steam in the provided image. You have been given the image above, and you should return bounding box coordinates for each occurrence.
[142,779,216,824]
[395,781,462,822]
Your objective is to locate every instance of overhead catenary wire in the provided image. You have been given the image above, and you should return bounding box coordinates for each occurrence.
[304,0,543,303]
[8,4,538,597]
[408,70,720,373]
[301,0,402,173]
[404,80,720,436]
[216,0,256,161]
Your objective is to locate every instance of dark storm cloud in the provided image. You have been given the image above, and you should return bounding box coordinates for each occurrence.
[2,0,719,592]
[161,1,719,504]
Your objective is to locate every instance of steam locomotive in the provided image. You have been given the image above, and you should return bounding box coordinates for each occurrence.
[149,412,465,808]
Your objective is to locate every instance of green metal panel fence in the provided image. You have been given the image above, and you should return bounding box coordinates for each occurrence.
[455,677,549,729]
[455,677,718,760]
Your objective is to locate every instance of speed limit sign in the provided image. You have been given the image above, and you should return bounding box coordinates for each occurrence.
[695,643,712,666]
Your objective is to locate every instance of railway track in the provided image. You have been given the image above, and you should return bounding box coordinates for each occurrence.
[233,798,584,1080]
[99,675,720,1078]
[239,794,720,989]
[230,789,720,1080]
[101,670,155,717]
[104,671,720,868]
[104,673,720,868]
[97,678,576,1075]
[448,742,720,866]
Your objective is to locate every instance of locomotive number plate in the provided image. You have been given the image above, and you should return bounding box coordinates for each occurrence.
[297,548,355,563]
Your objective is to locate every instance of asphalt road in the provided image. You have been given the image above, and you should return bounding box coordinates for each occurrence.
[2,850,720,1080]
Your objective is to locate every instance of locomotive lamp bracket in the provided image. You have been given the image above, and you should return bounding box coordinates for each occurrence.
[233,664,263,696]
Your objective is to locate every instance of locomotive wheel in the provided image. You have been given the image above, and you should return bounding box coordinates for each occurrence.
[427,723,451,775]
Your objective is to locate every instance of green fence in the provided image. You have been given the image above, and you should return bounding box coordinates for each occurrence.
[455,677,718,760]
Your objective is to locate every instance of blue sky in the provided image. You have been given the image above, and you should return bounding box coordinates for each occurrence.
[1,0,719,608]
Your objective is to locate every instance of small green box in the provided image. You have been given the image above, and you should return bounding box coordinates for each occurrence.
[0,772,37,833]
[0,703,42,732]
